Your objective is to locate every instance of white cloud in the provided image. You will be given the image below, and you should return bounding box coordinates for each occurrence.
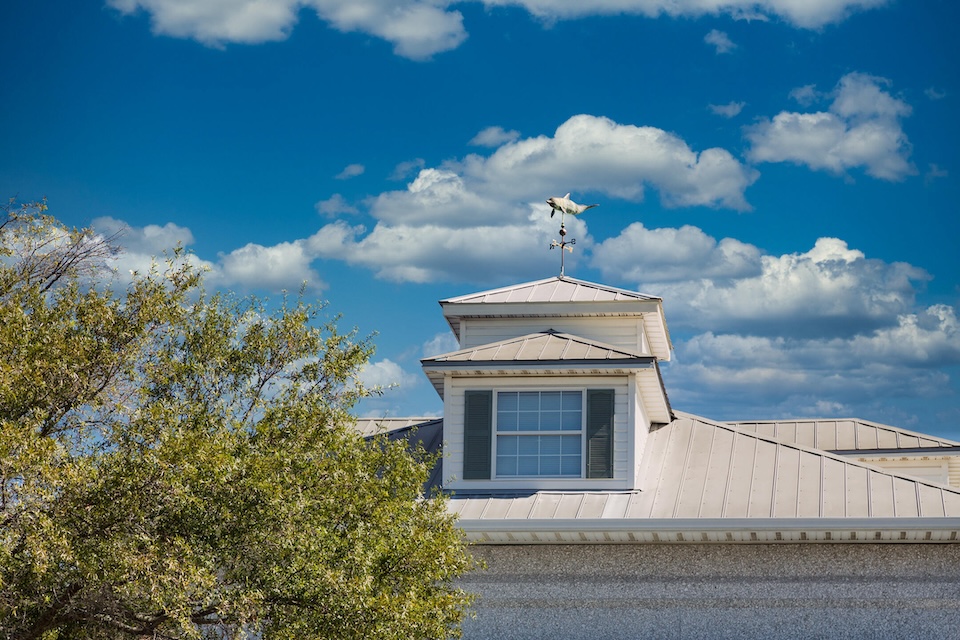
[423,331,460,357]
[335,163,365,180]
[107,0,888,58]
[90,216,212,282]
[480,0,888,29]
[460,114,757,210]
[709,101,746,118]
[747,72,915,180]
[470,126,521,147]
[306,114,755,284]
[107,0,467,59]
[924,163,948,185]
[704,29,736,54]
[666,302,960,417]
[358,358,420,389]
[307,207,590,283]
[315,193,359,217]
[591,223,761,283]
[642,236,929,337]
[389,158,426,181]
[788,84,822,106]
[216,239,326,291]
[924,87,947,100]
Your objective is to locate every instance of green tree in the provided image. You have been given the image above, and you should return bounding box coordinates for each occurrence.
[0,201,473,639]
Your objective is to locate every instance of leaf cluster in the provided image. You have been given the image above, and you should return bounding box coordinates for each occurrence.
[0,202,474,639]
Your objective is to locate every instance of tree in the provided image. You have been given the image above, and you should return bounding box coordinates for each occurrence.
[0,201,474,640]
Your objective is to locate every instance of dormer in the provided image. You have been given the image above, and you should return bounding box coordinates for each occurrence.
[440,276,672,360]
[422,276,673,493]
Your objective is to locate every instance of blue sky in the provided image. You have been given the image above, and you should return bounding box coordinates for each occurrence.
[3,0,959,437]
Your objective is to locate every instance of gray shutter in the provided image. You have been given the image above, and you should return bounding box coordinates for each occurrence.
[586,389,614,479]
[463,390,492,480]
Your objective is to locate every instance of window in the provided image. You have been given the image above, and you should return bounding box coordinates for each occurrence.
[495,391,583,477]
[462,388,614,481]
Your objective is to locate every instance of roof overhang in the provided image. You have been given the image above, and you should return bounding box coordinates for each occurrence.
[454,516,960,544]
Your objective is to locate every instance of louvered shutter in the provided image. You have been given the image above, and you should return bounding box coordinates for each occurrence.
[463,390,492,480]
[586,389,614,479]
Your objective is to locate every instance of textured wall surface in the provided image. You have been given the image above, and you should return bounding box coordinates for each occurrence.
[459,544,960,639]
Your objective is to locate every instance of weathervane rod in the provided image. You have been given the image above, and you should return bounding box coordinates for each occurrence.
[546,193,597,277]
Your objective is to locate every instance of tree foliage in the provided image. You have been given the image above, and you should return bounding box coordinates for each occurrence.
[0,201,473,639]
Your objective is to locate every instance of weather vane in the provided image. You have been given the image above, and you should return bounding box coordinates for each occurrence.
[546,193,598,277]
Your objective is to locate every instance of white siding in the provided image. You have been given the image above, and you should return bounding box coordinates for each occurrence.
[461,316,647,354]
[444,375,633,492]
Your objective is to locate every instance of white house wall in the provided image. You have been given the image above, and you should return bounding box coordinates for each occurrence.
[443,375,632,492]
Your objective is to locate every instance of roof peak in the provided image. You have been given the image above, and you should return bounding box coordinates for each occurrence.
[441,275,661,305]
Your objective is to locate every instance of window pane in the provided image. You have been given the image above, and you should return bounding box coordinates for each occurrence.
[497,456,517,476]
[517,411,539,430]
[518,392,540,411]
[518,436,539,455]
[497,436,518,456]
[540,436,561,454]
[561,455,581,476]
[540,456,560,475]
[498,392,518,411]
[561,411,581,430]
[517,456,539,475]
[540,391,561,410]
[561,435,581,455]
[497,412,518,431]
[562,391,582,411]
[540,410,561,430]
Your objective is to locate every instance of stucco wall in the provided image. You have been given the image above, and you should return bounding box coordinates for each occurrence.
[460,544,960,639]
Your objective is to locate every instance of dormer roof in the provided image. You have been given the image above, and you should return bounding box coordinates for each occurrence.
[440,276,672,360]
[421,330,672,422]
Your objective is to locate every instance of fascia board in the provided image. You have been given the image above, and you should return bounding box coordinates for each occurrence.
[457,516,960,534]
[421,359,657,372]
[441,300,664,320]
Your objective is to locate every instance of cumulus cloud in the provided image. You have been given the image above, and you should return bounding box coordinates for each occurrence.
[315,193,359,217]
[389,158,426,181]
[481,0,889,29]
[665,302,960,418]
[747,72,915,180]
[358,358,420,390]
[470,126,521,147]
[709,101,746,118]
[704,29,736,53]
[647,236,929,337]
[107,0,888,58]
[107,0,467,59]
[216,240,325,291]
[591,223,761,283]
[423,331,459,357]
[91,216,326,293]
[305,114,755,283]
[335,163,365,180]
[90,216,212,282]
[788,84,822,107]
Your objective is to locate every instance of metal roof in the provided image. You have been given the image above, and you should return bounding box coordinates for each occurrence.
[353,417,438,437]
[421,330,650,364]
[724,417,960,451]
[441,275,661,305]
[446,413,960,542]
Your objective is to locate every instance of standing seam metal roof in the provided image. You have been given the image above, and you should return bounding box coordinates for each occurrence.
[724,418,960,451]
[421,330,652,364]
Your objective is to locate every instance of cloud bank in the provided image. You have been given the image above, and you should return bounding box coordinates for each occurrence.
[107,0,891,58]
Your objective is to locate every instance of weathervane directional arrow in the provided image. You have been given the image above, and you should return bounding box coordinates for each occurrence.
[546,193,597,277]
